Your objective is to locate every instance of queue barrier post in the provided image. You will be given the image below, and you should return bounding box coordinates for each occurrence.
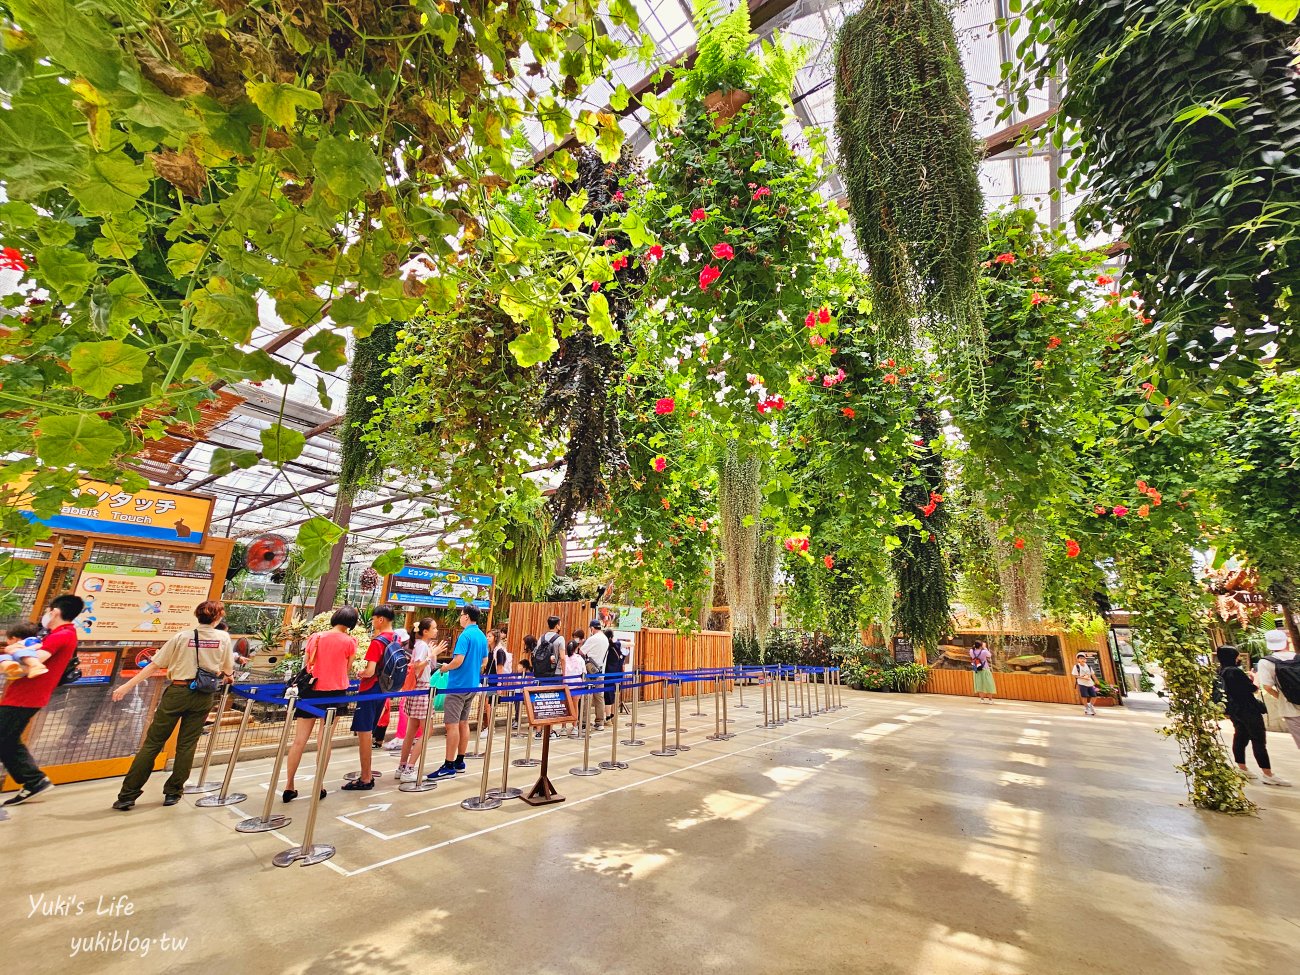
[570,690,602,776]
[707,675,727,741]
[816,669,824,713]
[237,689,296,832]
[464,693,488,761]
[599,678,629,770]
[490,690,524,799]
[761,667,770,728]
[720,673,733,738]
[272,706,338,867]
[783,666,794,723]
[462,693,502,810]
[735,669,748,709]
[196,694,254,807]
[650,680,676,757]
[623,672,645,747]
[836,668,844,708]
[693,675,705,718]
[802,669,811,718]
[770,668,784,728]
[672,677,691,752]
[399,684,439,793]
[184,682,231,794]
[514,709,540,768]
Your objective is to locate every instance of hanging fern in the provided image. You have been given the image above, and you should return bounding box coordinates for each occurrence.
[484,493,564,602]
[834,1,985,350]
[340,320,401,499]
[892,407,953,650]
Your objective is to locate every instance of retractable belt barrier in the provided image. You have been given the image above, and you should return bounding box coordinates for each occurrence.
[221,663,842,868]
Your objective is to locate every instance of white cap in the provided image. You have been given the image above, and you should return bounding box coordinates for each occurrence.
[394,627,410,643]
[1264,629,1289,652]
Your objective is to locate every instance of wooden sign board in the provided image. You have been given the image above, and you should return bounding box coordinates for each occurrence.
[524,685,577,727]
[892,636,916,664]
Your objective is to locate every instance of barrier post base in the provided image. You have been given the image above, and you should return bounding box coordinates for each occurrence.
[650,747,676,757]
[272,843,335,868]
[598,760,629,770]
[195,791,247,808]
[512,757,540,768]
[461,795,503,810]
[344,770,384,781]
[621,736,645,746]
[183,781,220,794]
[398,780,438,793]
[569,765,601,776]
[487,787,523,800]
[236,814,291,833]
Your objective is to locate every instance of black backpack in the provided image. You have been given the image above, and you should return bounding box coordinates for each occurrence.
[1265,654,1300,705]
[533,633,560,678]
[375,632,410,693]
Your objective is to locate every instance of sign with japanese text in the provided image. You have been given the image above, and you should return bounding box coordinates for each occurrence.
[18,477,214,547]
[384,565,494,609]
[524,686,577,726]
[596,605,643,632]
[70,650,117,685]
[73,563,213,641]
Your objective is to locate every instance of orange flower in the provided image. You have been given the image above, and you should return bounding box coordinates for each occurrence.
[661,498,671,510]
[1137,504,1150,517]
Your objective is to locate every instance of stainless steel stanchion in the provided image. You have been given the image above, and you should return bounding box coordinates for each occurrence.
[599,679,629,770]
[570,692,602,775]
[196,694,254,807]
[623,672,645,746]
[464,691,488,760]
[514,709,541,768]
[237,691,297,832]
[272,707,338,867]
[184,682,230,793]
[814,670,822,713]
[650,682,676,757]
[803,669,811,717]
[761,667,770,728]
[489,691,524,799]
[707,677,727,741]
[399,685,439,793]
[836,668,844,708]
[719,674,733,739]
[672,678,691,752]
[462,693,502,810]
[770,668,784,727]
[783,666,793,723]
[735,668,748,708]
[693,674,705,718]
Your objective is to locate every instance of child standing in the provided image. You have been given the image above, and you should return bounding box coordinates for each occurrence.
[1072,652,1099,716]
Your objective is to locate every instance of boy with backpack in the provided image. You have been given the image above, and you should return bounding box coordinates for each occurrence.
[1258,627,1300,752]
[343,604,407,791]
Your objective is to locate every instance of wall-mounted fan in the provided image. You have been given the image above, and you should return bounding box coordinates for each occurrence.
[246,534,289,573]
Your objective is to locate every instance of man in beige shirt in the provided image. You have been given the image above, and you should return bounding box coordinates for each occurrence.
[111,600,235,811]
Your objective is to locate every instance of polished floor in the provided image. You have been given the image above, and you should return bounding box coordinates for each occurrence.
[5,688,1299,975]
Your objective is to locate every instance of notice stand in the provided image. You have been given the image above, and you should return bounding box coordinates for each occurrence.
[520,685,576,806]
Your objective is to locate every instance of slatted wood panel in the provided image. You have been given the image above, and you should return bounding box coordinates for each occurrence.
[505,601,594,658]
[921,667,1089,705]
[634,627,733,702]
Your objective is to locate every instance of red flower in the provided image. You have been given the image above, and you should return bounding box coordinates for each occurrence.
[614,190,625,202]
[1030,292,1050,306]
[603,238,615,248]
[913,438,925,446]
[611,256,629,272]
[884,358,896,368]
[1096,274,1114,286]
[818,306,830,324]
[929,492,943,503]
[1046,336,1061,350]
[652,456,667,473]
[809,334,827,346]
[591,281,601,292]
[1065,539,1080,559]
[1136,479,1148,492]
[804,310,817,329]
[882,373,898,385]
[784,538,796,552]
[664,578,674,590]
[919,502,937,518]
[1,247,29,272]
[712,242,735,261]
[647,244,664,261]
[1014,537,1025,550]
[799,538,809,552]
[699,264,721,291]
[994,252,1016,265]
[654,397,675,415]
[841,407,855,418]
[1148,490,1162,507]
[823,554,835,569]
[690,208,707,223]
[1112,505,1129,517]
[661,498,671,510]
[752,186,771,200]
[756,395,786,415]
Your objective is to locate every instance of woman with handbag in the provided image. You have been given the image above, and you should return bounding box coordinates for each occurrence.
[282,606,360,802]
[110,600,235,811]
[1218,645,1291,787]
[969,640,996,704]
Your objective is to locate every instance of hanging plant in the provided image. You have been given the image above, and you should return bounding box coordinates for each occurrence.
[477,491,563,602]
[834,0,985,350]
[341,321,401,499]
[892,407,953,651]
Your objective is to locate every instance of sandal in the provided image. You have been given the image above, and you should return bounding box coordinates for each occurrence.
[341,778,374,791]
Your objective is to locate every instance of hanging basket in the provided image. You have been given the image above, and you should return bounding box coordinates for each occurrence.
[704,89,751,125]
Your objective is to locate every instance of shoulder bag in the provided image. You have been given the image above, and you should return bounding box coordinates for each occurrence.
[188,628,223,694]
[293,633,319,696]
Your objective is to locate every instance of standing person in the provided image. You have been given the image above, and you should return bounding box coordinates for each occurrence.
[1218,645,1290,786]
[1258,629,1300,755]
[397,619,446,783]
[580,619,610,731]
[562,633,587,737]
[970,640,995,704]
[603,627,624,725]
[0,594,84,806]
[282,606,359,802]
[532,617,563,681]
[1071,652,1100,716]
[476,628,510,741]
[343,604,400,791]
[426,605,488,780]
[110,600,234,811]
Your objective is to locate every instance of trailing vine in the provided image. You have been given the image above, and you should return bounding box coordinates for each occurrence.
[340,321,400,499]
[834,0,985,351]
[892,406,953,652]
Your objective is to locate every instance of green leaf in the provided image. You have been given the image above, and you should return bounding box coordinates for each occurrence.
[1250,1,1300,21]
[166,241,206,277]
[34,247,97,302]
[587,291,617,343]
[296,516,345,579]
[69,341,150,398]
[9,0,121,88]
[260,423,306,464]
[609,83,632,112]
[303,330,348,371]
[208,447,260,476]
[508,322,560,367]
[312,135,384,199]
[325,69,381,107]
[316,377,333,410]
[371,546,406,576]
[246,81,322,128]
[35,414,125,467]
[72,150,152,216]
[191,279,259,343]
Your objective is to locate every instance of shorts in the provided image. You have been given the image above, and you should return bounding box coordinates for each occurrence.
[443,692,475,724]
[351,696,386,734]
[1078,684,1098,699]
[296,686,350,719]
[402,690,430,720]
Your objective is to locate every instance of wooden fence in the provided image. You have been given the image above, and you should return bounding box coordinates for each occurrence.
[922,668,1092,705]
[505,600,594,656]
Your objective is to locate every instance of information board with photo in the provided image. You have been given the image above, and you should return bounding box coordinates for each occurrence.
[73,563,213,641]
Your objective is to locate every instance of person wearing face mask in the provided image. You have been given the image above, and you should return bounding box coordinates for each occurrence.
[1,594,85,806]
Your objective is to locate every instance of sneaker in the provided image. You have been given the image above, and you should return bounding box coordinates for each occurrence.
[4,777,53,806]
[1262,775,1293,787]
[400,768,417,784]
[384,738,403,752]
[453,760,467,774]
[111,798,135,811]
[1239,768,1258,781]
[426,765,457,781]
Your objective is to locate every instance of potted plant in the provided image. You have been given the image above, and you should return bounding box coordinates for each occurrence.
[1094,680,1120,706]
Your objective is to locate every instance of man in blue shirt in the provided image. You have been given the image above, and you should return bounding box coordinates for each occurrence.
[427,604,488,779]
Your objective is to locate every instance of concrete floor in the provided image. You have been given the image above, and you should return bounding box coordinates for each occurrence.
[4,689,1299,975]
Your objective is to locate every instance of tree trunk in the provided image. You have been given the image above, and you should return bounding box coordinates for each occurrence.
[720,445,763,659]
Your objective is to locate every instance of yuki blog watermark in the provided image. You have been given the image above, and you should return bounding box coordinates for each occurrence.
[27,892,189,958]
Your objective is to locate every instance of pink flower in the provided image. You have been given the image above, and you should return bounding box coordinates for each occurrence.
[712,242,735,260]
[652,456,667,473]
[646,244,664,261]
[654,397,675,415]
[611,256,629,272]
[591,281,601,292]
[752,187,771,200]
[614,190,625,202]
[818,306,830,324]
[805,311,817,328]
[1112,505,1129,518]
[699,265,721,291]
[690,208,707,223]
[603,238,615,248]
[809,334,827,346]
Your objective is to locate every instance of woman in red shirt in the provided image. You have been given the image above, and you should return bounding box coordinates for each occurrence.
[282,606,359,802]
